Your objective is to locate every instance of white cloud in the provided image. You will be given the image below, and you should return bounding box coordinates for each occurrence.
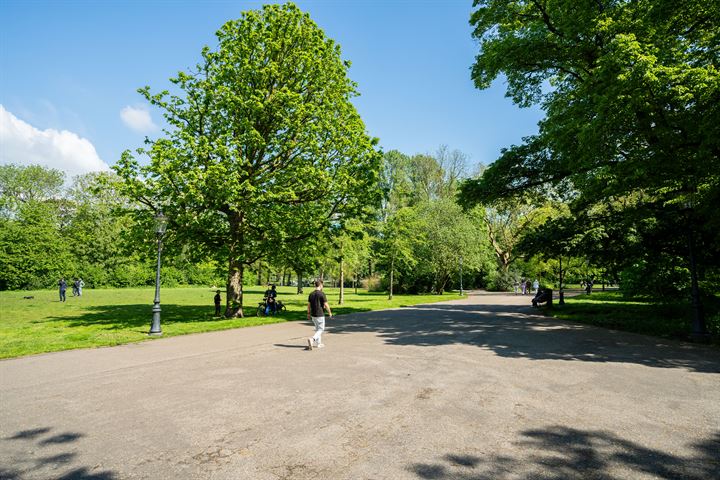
[0,104,109,178]
[120,105,157,132]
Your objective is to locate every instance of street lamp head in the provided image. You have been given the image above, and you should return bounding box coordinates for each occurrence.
[154,211,168,236]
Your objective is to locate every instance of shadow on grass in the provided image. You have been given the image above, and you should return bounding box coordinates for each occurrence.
[331,300,720,373]
[552,301,691,336]
[2,426,116,480]
[553,292,720,341]
[408,426,720,479]
[39,303,375,332]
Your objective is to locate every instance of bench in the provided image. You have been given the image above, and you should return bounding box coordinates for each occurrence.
[532,288,553,308]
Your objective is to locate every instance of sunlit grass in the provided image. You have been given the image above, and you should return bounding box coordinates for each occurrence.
[0,286,461,359]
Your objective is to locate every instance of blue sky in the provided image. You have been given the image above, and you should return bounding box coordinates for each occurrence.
[0,0,543,179]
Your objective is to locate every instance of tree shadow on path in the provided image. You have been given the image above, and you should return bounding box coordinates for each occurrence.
[409,426,720,480]
[331,301,720,373]
[2,426,117,479]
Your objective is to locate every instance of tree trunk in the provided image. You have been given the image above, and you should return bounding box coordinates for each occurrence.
[296,271,303,294]
[339,257,345,305]
[437,272,450,294]
[225,215,245,318]
[558,255,565,306]
[225,257,244,317]
[389,256,394,300]
[257,262,263,286]
[687,227,707,337]
[354,273,358,294]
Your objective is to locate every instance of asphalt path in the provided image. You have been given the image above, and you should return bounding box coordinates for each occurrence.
[1,291,718,479]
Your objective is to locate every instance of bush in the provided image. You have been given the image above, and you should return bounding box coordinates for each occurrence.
[160,266,185,287]
[185,261,223,286]
[365,275,383,292]
[487,269,514,292]
[112,262,154,287]
[79,263,110,288]
[620,257,689,299]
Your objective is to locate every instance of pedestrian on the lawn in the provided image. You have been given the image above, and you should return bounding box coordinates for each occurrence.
[58,278,67,302]
[214,290,222,316]
[307,279,332,350]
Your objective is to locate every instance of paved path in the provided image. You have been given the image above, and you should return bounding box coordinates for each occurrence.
[1,292,719,479]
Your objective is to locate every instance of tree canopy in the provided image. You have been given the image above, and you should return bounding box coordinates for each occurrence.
[115,3,381,316]
[460,0,720,333]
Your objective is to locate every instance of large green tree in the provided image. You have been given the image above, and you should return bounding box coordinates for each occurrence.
[416,199,491,294]
[115,3,380,316]
[461,0,720,334]
[378,206,425,299]
[0,164,64,218]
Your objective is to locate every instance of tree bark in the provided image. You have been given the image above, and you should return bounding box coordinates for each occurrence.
[225,215,245,317]
[687,226,707,337]
[296,271,303,294]
[225,257,244,317]
[558,255,565,305]
[339,256,345,305]
[389,256,394,300]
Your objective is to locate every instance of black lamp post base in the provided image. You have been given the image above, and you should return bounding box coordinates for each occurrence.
[149,304,162,336]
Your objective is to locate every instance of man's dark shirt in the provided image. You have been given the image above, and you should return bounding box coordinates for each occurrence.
[308,290,327,317]
[214,293,221,305]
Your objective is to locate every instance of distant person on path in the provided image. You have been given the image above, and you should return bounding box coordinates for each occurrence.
[214,290,222,316]
[520,278,527,295]
[77,278,85,296]
[532,279,539,294]
[307,279,332,350]
[72,278,79,296]
[58,278,67,302]
[525,279,532,295]
[513,279,519,295]
[586,278,594,294]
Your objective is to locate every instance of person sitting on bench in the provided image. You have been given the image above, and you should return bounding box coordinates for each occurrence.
[532,288,553,307]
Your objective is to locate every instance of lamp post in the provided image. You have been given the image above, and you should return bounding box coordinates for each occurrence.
[149,211,168,336]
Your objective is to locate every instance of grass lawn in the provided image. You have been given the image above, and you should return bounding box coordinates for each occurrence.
[0,286,461,359]
[548,291,720,342]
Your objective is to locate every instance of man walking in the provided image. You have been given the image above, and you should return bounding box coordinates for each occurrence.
[307,279,332,350]
[58,278,67,302]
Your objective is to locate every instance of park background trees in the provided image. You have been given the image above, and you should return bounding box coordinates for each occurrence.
[460,0,720,334]
[2,1,717,338]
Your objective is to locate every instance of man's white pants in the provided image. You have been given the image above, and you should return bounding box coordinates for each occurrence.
[311,316,325,345]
